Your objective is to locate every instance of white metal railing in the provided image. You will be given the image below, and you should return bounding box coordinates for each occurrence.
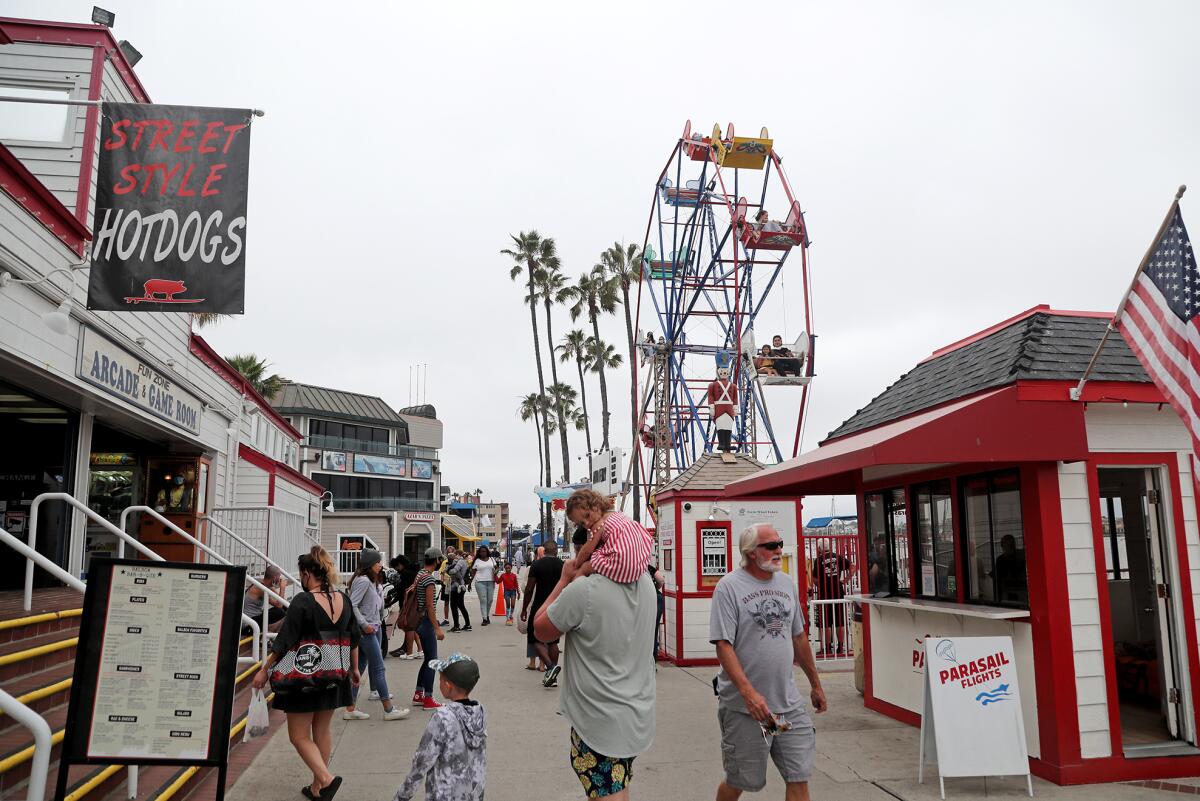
[210,506,318,578]
[808,598,856,661]
[9,495,295,801]
[332,548,388,579]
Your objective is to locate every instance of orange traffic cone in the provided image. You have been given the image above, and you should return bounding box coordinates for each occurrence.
[493,586,506,617]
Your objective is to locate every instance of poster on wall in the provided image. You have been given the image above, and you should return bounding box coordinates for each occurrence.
[353,454,405,476]
[411,459,433,479]
[57,558,244,797]
[321,451,347,472]
[918,636,1032,797]
[87,102,253,313]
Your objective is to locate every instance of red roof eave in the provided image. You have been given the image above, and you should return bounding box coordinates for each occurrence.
[725,386,1090,498]
[239,443,324,497]
[189,334,304,441]
[0,143,91,255]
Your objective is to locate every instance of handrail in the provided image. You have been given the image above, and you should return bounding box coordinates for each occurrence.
[2,526,86,595]
[26,493,159,611]
[202,514,302,588]
[0,688,52,801]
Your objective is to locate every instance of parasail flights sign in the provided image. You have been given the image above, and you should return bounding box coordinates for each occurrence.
[918,636,1032,799]
[87,102,252,314]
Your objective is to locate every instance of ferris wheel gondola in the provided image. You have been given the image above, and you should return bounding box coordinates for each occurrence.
[631,120,817,515]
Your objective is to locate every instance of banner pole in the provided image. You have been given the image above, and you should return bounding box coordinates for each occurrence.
[1070,185,1187,401]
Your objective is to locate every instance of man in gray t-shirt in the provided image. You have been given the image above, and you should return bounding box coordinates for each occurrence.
[710,524,827,800]
[536,559,656,798]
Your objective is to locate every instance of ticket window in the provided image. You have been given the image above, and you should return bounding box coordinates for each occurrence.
[697,521,732,590]
[138,457,208,562]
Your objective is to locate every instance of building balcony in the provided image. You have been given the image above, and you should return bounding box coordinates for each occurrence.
[304,434,438,461]
[327,498,440,512]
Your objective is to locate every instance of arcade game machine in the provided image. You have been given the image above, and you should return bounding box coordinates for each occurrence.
[138,457,209,561]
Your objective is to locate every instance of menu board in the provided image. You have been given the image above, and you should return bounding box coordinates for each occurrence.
[59,558,245,774]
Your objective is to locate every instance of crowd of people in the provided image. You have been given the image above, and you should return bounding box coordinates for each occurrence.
[244,487,827,801]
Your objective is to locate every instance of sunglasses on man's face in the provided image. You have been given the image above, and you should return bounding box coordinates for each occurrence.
[757,541,785,551]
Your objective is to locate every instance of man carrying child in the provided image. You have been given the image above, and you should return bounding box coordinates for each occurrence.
[534,488,656,800]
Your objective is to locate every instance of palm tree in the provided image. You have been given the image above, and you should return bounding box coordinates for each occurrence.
[604,242,644,519]
[503,232,558,522]
[546,382,581,482]
[586,336,623,451]
[567,266,620,448]
[225,354,285,399]
[517,393,555,534]
[530,260,573,482]
[557,329,594,454]
[192,313,226,330]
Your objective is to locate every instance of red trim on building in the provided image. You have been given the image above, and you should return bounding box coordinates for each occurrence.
[0,143,91,255]
[864,694,921,727]
[0,18,151,103]
[73,46,105,225]
[238,443,323,497]
[922,305,1113,364]
[1015,380,1165,404]
[189,335,304,440]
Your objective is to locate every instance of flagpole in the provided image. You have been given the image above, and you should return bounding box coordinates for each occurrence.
[1070,184,1187,401]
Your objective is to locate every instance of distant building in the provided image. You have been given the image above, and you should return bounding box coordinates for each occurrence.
[271,383,442,568]
[477,502,510,544]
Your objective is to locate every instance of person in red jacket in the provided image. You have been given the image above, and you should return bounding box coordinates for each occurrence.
[497,562,521,625]
[707,365,738,453]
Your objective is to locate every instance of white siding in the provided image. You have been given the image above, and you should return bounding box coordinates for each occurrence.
[274,475,315,519]
[0,42,92,209]
[1057,460,1111,758]
[235,461,270,507]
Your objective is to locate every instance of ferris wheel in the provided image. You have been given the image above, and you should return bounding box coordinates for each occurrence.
[633,121,816,512]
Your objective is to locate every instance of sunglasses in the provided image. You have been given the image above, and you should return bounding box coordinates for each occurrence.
[757,541,785,551]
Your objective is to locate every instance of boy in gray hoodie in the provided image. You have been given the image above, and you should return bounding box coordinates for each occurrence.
[392,652,487,801]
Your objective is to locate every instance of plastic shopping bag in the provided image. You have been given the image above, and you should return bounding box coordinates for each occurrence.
[244,689,270,742]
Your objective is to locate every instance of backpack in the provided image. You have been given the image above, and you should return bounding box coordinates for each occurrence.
[397,583,422,632]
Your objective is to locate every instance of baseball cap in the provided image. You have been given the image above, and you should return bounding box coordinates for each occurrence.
[428,652,480,692]
[424,547,443,561]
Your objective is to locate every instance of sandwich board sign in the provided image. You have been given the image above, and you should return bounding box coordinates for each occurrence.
[918,636,1033,799]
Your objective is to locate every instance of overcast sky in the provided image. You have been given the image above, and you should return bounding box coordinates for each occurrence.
[12,1,1200,526]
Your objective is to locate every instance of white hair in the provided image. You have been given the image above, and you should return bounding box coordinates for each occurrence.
[738,523,779,568]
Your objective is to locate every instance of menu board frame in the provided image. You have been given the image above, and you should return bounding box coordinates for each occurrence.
[56,558,246,800]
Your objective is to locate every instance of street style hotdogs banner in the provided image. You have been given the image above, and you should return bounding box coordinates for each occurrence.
[87,102,251,313]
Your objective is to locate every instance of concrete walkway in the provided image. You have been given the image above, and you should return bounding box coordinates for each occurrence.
[227,611,1189,801]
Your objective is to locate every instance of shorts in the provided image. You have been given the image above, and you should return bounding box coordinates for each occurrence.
[717,705,815,791]
[570,728,634,798]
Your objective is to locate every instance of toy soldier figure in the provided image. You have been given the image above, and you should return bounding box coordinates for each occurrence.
[707,365,738,462]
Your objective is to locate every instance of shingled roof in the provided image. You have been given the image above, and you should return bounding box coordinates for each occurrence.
[826,309,1149,442]
[272,381,406,426]
[659,452,766,495]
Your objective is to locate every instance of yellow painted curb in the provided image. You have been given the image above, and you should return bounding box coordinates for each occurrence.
[0,609,82,631]
[0,637,78,667]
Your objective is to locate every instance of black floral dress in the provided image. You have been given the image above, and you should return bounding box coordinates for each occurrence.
[269,590,360,713]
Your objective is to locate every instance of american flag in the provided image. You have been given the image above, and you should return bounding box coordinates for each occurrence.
[1117,206,1200,447]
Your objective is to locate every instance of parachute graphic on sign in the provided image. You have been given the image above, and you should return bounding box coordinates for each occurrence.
[935,639,957,663]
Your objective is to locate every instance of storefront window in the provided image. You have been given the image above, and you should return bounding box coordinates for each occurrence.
[864,488,909,595]
[915,481,956,600]
[961,470,1027,607]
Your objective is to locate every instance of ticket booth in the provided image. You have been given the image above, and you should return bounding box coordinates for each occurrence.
[655,452,803,666]
[724,306,1200,786]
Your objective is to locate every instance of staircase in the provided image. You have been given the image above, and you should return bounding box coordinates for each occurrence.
[0,497,293,801]
[1,590,281,801]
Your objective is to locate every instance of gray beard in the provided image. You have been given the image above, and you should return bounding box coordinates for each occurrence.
[757,558,782,573]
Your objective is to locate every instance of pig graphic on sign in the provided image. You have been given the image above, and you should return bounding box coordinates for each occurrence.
[124,278,205,305]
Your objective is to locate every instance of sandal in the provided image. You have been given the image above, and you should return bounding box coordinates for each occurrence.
[301,787,317,800]
[319,776,343,801]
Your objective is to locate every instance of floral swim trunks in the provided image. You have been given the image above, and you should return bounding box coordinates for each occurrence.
[570,728,635,798]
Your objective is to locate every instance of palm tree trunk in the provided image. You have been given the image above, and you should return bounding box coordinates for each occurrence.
[525,260,551,533]
[576,358,593,454]
[533,409,547,535]
[621,285,641,521]
[590,309,611,449]
[545,298,570,483]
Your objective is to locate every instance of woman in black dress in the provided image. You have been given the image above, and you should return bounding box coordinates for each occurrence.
[253,546,359,800]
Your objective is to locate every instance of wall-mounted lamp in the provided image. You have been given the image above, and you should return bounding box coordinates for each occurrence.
[0,268,81,335]
[708,504,730,521]
[135,336,148,348]
[319,491,335,514]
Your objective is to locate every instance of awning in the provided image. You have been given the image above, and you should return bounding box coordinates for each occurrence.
[726,386,1088,497]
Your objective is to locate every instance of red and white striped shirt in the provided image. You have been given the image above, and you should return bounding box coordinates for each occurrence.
[589,510,653,584]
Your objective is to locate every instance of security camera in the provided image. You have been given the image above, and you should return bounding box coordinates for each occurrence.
[683,502,692,512]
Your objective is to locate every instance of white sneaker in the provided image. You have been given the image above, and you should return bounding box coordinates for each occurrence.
[367,690,381,701]
[342,709,370,720]
[406,652,424,661]
[383,706,411,720]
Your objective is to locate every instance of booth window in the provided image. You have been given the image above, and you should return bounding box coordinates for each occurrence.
[961,470,1028,607]
[914,481,956,601]
[1099,496,1129,580]
[864,488,910,595]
